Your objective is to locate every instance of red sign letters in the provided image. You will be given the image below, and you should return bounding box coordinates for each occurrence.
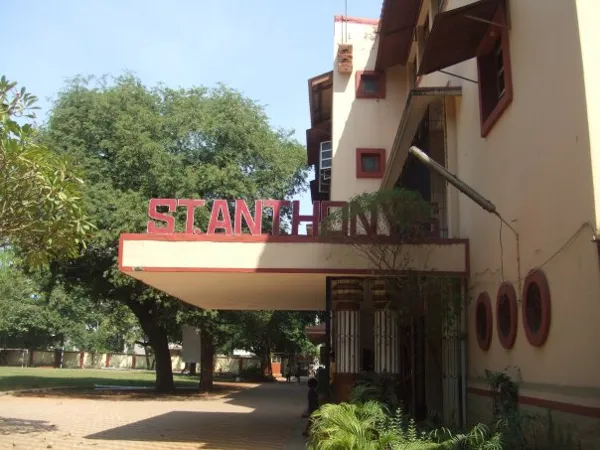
[146,199,349,236]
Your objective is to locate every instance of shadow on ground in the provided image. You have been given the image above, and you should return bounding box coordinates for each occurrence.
[85,382,306,449]
[9,381,255,402]
[0,373,197,391]
[0,417,57,435]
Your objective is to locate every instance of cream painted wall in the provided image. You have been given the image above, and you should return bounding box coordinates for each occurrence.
[330,20,408,202]
[415,0,600,397]
[577,0,600,231]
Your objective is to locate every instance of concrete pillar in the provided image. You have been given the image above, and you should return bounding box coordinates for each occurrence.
[373,279,400,374]
[332,278,363,402]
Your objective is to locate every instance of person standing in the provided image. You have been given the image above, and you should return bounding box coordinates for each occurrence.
[329,352,335,388]
[302,377,319,437]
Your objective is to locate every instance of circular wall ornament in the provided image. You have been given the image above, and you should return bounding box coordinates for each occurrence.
[475,292,493,351]
[522,269,551,347]
[496,282,518,349]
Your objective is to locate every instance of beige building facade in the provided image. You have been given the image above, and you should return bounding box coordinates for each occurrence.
[120,0,600,446]
[310,0,600,444]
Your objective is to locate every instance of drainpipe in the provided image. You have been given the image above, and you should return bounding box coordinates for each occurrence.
[408,145,522,293]
[460,279,468,428]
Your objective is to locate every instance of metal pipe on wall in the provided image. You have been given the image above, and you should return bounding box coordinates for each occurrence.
[460,278,468,428]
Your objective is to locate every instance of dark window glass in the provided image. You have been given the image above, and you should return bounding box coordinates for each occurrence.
[362,76,379,94]
[498,295,511,337]
[476,302,488,341]
[526,284,542,333]
[361,154,380,172]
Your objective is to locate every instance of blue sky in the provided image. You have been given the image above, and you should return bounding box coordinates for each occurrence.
[2,0,381,219]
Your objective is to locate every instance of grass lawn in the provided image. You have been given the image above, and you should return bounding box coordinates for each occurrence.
[0,367,200,392]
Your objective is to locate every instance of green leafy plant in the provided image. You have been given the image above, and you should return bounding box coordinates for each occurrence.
[0,76,94,266]
[308,401,502,450]
[483,370,581,449]
[350,372,401,412]
[44,74,311,392]
[307,401,407,450]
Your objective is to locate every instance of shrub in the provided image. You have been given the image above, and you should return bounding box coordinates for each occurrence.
[308,401,410,450]
[239,366,274,382]
[350,372,400,412]
[307,401,503,450]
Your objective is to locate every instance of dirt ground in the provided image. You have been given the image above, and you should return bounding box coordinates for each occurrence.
[0,381,307,450]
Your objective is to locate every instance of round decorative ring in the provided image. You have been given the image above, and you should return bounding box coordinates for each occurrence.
[522,269,551,347]
[496,282,518,349]
[475,292,493,351]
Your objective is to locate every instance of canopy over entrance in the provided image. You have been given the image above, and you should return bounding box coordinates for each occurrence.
[119,233,469,311]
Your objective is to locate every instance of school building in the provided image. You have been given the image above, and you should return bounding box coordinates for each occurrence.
[119,0,600,444]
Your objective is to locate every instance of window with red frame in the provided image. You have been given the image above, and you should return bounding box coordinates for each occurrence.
[356,148,385,178]
[477,7,512,137]
[356,71,386,99]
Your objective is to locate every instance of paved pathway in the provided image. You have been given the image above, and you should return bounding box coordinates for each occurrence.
[0,381,309,449]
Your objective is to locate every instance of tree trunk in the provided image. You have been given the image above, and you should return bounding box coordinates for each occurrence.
[259,345,272,378]
[150,329,174,393]
[189,362,197,376]
[199,327,214,392]
[128,301,174,393]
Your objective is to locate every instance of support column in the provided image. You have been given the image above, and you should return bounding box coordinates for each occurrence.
[332,278,363,402]
[373,279,400,374]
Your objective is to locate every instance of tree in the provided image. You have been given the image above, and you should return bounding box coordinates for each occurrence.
[0,76,93,267]
[0,249,139,353]
[0,252,53,349]
[45,74,309,392]
[230,310,318,377]
[320,189,466,422]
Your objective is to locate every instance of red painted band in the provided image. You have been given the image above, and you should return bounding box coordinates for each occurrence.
[334,15,379,25]
[467,387,600,419]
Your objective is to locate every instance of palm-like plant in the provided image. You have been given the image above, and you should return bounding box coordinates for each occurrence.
[307,401,440,450]
[431,423,503,450]
[308,402,503,450]
[308,401,392,450]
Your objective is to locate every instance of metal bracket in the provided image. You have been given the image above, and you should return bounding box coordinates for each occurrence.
[463,14,509,29]
[438,70,478,84]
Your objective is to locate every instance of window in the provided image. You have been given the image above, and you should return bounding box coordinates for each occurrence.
[356,148,386,178]
[522,270,551,347]
[475,292,492,351]
[319,141,332,194]
[476,7,512,137]
[355,71,386,99]
[496,283,518,350]
[318,168,331,194]
[319,141,332,169]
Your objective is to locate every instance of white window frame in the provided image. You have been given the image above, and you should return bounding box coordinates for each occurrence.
[319,141,332,169]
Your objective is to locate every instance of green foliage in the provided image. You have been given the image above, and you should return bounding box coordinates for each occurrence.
[229,311,317,358]
[320,188,432,240]
[350,372,401,412]
[308,401,502,450]
[308,401,401,450]
[319,188,464,325]
[0,254,53,348]
[0,250,139,351]
[0,76,94,267]
[484,370,581,449]
[239,366,270,382]
[45,74,310,390]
